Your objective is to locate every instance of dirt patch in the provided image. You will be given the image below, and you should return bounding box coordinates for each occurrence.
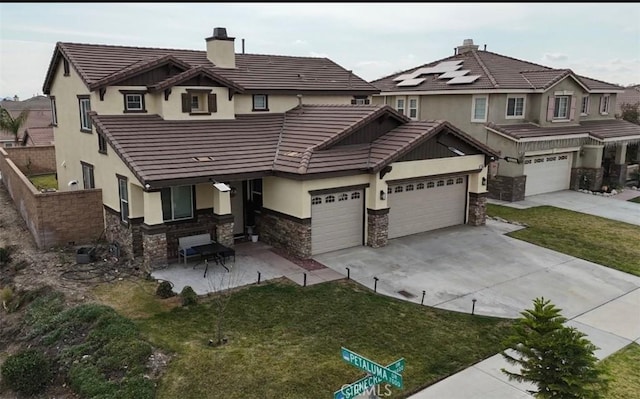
[270,247,328,271]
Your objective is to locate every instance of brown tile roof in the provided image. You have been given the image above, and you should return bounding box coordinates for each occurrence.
[486,119,640,141]
[372,50,623,93]
[43,42,379,95]
[147,66,244,93]
[0,98,54,146]
[91,105,496,187]
[89,54,192,90]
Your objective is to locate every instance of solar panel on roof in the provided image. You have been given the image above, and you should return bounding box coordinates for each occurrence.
[438,70,470,79]
[396,78,426,87]
[446,75,480,85]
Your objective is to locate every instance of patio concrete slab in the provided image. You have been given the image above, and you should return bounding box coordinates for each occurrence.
[488,189,640,226]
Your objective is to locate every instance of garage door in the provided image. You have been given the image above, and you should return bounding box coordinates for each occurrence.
[524,153,572,196]
[388,175,467,239]
[311,190,364,255]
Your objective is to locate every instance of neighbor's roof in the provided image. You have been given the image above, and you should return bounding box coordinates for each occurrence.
[0,97,54,145]
[90,104,496,187]
[43,42,379,95]
[372,50,624,93]
[486,119,640,141]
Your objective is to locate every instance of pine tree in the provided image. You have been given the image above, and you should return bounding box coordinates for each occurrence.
[501,297,608,398]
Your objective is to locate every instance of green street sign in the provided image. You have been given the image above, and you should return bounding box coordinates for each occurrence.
[340,347,403,388]
[334,358,405,399]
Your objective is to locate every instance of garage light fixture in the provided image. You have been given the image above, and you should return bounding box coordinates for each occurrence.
[209,178,231,192]
[380,190,387,201]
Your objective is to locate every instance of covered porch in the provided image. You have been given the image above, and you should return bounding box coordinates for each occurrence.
[150,240,345,295]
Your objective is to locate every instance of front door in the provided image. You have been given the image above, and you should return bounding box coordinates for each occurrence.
[229,181,245,236]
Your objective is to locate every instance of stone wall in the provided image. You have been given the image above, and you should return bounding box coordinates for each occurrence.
[142,228,168,272]
[1,148,104,248]
[5,145,56,174]
[487,174,526,202]
[570,167,604,191]
[215,220,234,247]
[164,209,217,259]
[258,208,311,258]
[366,208,388,248]
[104,206,134,260]
[467,192,487,226]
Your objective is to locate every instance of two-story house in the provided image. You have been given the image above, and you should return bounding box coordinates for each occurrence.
[372,39,640,201]
[42,28,498,271]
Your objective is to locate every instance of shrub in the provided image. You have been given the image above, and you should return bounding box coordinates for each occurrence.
[180,285,198,306]
[155,281,174,298]
[1,349,51,395]
[1,286,13,308]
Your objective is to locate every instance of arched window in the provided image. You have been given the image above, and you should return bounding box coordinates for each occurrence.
[437,180,445,187]
[456,177,464,184]
[394,186,403,193]
[406,184,414,191]
[325,195,335,203]
[426,181,435,188]
[338,193,348,201]
[417,183,424,190]
[446,178,454,185]
[311,197,322,205]
[351,192,361,200]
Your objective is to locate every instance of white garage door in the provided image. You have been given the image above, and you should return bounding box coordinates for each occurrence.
[311,190,364,255]
[388,175,467,239]
[524,153,572,196]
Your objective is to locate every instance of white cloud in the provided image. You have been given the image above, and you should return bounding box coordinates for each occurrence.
[542,53,569,62]
[309,51,329,58]
[3,24,139,42]
[293,39,308,46]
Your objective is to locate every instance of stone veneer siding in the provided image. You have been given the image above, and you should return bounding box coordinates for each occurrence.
[570,167,604,191]
[164,209,217,259]
[104,205,134,260]
[487,175,526,202]
[214,218,234,248]
[367,208,388,248]
[142,228,167,272]
[467,192,487,226]
[607,164,628,187]
[258,208,311,259]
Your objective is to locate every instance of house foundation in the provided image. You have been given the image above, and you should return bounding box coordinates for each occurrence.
[366,208,388,248]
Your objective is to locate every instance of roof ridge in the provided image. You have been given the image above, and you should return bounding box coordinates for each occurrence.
[575,73,625,90]
[471,50,498,88]
[59,41,204,54]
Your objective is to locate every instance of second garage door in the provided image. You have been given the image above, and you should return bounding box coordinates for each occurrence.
[388,175,467,239]
[523,153,572,196]
[311,190,364,255]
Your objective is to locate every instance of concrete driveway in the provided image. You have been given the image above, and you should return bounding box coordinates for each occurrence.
[314,220,640,398]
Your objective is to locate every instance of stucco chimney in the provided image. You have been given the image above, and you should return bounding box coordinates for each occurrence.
[456,39,479,54]
[206,27,236,68]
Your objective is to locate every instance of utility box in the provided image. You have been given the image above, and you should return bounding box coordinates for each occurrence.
[76,246,96,264]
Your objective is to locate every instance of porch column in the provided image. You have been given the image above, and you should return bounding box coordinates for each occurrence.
[141,190,167,272]
[367,172,389,248]
[570,145,604,191]
[212,188,234,247]
[467,166,488,226]
[610,144,628,186]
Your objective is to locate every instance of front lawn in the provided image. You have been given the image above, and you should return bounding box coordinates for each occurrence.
[629,196,640,203]
[95,279,514,399]
[601,343,640,399]
[487,204,640,276]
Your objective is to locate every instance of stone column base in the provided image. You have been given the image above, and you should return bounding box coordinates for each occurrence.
[142,227,167,273]
[214,218,234,248]
[258,208,311,259]
[607,164,627,187]
[468,192,487,226]
[570,167,604,191]
[367,208,389,248]
[487,175,526,202]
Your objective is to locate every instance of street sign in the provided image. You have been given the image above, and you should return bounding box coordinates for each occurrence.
[334,358,405,399]
[340,347,403,388]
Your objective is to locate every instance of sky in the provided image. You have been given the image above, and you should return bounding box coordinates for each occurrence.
[1,2,639,100]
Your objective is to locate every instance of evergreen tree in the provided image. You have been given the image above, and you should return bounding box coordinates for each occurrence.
[501,297,608,398]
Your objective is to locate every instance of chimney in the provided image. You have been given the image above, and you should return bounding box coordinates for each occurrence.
[456,39,479,55]
[13,94,19,101]
[206,27,236,68]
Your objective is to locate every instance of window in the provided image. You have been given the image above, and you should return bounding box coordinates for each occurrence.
[181,90,217,114]
[394,186,403,193]
[416,183,424,190]
[600,94,610,114]
[437,180,444,187]
[161,185,194,221]
[396,98,405,115]
[50,96,57,126]
[351,96,370,105]
[312,197,322,205]
[78,96,91,132]
[63,58,70,76]
[98,133,107,154]
[338,193,348,201]
[554,96,569,119]
[122,91,146,113]
[506,96,525,118]
[471,95,487,122]
[81,162,94,189]
[581,96,589,115]
[253,94,268,111]
[406,184,414,191]
[408,98,418,119]
[426,181,435,188]
[351,192,360,200]
[325,195,335,203]
[455,177,464,184]
[117,176,129,223]
[387,187,392,194]
[249,179,263,209]
[446,178,454,185]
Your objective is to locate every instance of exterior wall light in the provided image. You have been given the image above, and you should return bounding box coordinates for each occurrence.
[380,190,387,200]
[482,177,487,186]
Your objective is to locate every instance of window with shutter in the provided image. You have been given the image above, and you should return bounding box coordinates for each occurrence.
[208,93,217,113]
[547,96,555,121]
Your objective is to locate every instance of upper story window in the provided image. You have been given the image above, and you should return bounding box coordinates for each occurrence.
[252,94,269,111]
[98,133,108,154]
[506,96,525,118]
[471,95,487,122]
[599,94,610,115]
[161,185,194,221]
[81,162,95,189]
[78,95,92,132]
[63,58,70,76]
[117,175,129,223]
[351,96,370,105]
[554,96,570,119]
[581,96,589,115]
[181,89,217,115]
[396,98,405,115]
[50,96,57,126]
[408,97,418,119]
[121,91,146,113]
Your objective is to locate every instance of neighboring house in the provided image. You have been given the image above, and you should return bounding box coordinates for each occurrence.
[371,39,640,201]
[41,27,497,270]
[615,84,640,116]
[0,95,55,147]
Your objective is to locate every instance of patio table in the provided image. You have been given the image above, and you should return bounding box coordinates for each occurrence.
[191,242,233,277]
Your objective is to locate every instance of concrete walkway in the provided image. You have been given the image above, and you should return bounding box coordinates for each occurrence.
[488,189,640,226]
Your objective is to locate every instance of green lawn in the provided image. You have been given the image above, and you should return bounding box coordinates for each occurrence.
[629,196,640,203]
[487,204,640,276]
[95,279,513,399]
[28,173,58,190]
[601,343,640,399]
